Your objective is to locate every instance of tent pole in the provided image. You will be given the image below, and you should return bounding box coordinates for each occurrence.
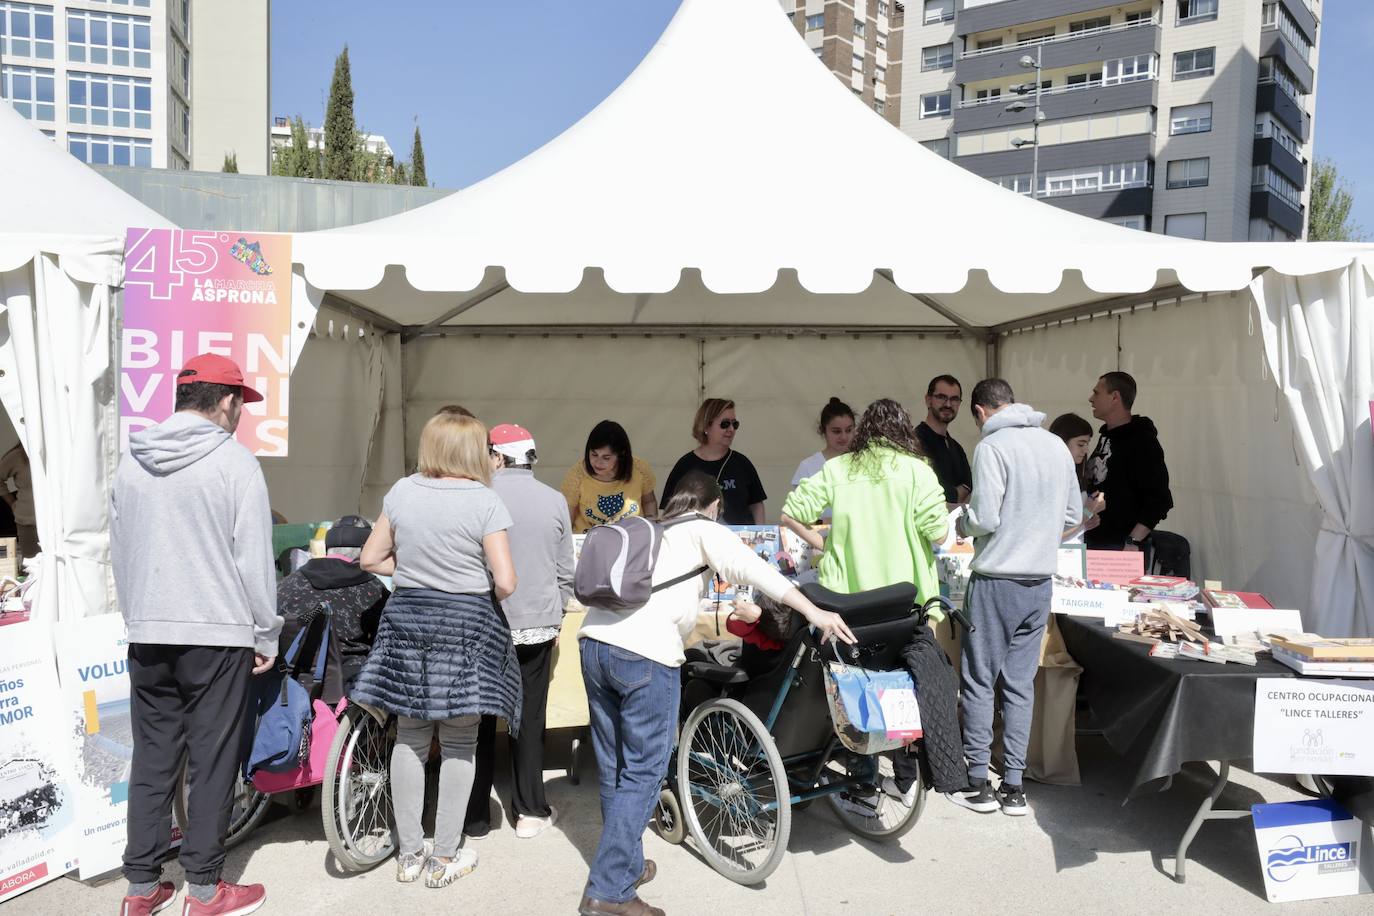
[401,324,965,339]
[986,335,1001,378]
[403,281,512,342]
[320,292,403,334]
[988,284,1196,335]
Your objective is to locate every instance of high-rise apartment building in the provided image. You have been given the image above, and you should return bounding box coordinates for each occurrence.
[0,0,270,173]
[781,0,905,127]
[898,0,1320,241]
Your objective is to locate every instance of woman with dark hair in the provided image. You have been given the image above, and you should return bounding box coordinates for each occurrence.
[1049,413,1106,543]
[576,471,852,915]
[561,420,657,533]
[788,397,855,522]
[659,398,766,525]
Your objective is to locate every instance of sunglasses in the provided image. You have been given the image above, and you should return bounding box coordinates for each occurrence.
[718,419,741,430]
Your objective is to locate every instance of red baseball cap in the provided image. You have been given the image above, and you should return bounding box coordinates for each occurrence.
[176,353,265,403]
[489,423,536,461]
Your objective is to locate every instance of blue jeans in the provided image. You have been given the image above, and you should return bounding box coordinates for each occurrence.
[580,638,680,903]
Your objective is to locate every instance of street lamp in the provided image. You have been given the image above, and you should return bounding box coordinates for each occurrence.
[1004,46,1044,199]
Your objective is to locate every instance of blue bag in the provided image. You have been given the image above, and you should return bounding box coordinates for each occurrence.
[822,647,923,755]
[247,616,330,776]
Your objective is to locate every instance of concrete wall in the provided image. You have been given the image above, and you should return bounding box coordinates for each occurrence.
[190,0,270,174]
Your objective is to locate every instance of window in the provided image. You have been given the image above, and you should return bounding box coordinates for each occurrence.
[1178,0,1219,23]
[1104,54,1155,85]
[974,87,1002,102]
[1166,157,1209,189]
[1067,72,1101,87]
[996,173,1034,195]
[1173,47,1215,80]
[955,108,1154,156]
[853,19,865,39]
[805,13,823,31]
[1164,213,1207,239]
[1261,4,1313,60]
[1017,27,1056,44]
[921,137,950,159]
[1253,165,1303,208]
[1001,161,1151,198]
[1125,11,1154,24]
[1069,17,1111,34]
[976,38,1003,51]
[877,1,889,16]
[67,71,152,129]
[1106,215,1148,231]
[920,91,951,119]
[873,99,885,114]
[923,0,953,25]
[1255,113,1302,158]
[1170,102,1212,135]
[67,131,152,168]
[171,39,189,97]
[1259,56,1305,101]
[0,2,56,59]
[922,43,953,71]
[813,46,823,59]
[67,8,152,68]
[1102,161,1151,190]
[1,63,55,120]
[875,65,886,83]
[852,52,864,73]
[876,31,886,50]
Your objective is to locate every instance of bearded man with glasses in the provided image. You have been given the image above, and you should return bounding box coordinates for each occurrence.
[916,375,973,505]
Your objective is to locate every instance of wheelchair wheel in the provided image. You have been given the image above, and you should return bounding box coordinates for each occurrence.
[174,765,271,851]
[677,698,790,885]
[322,705,395,871]
[653,787,686,845]
[822,753,925,842]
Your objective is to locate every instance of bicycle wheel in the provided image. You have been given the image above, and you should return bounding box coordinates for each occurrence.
[174,765,271,851]
[822,752,925,842]
[322,705,395,871]
[676,698,790,884]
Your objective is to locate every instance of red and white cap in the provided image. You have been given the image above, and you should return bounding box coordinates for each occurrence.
[176,353,264,403]
[489,423,536,462]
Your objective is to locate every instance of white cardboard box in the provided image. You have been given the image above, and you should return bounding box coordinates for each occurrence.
[1252,799,1372,902]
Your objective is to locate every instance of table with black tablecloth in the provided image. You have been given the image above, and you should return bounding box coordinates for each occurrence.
[1056,614,1297,882]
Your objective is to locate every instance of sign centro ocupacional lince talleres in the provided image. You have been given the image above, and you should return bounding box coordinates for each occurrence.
[119,228,293,457]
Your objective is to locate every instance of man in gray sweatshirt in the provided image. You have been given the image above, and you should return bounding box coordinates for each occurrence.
[112,354,280,916]
[950,378,1081,818]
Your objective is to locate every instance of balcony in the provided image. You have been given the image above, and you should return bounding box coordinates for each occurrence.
[1256,82,1308,141]
[1253,137,1306,189]
[1259,29,1314,94]
[959,0,1138,35]
[954,134,1152,180]
[1279,0,1319,43]
[956,18,1160,85]
[1250,189,1304,238]
[954,76,1155,131]
[1044,186,1153,221]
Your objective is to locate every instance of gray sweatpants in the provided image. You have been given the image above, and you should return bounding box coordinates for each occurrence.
[959,573,1052,787]
[392,715,480,859]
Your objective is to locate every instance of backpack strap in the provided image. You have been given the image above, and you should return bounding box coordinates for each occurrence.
[650,565,709,594]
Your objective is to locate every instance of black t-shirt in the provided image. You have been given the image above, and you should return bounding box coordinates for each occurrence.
[916,421,971,504]
[660,450,767,525]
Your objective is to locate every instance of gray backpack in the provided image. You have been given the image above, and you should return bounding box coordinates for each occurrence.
[574,514,708,611]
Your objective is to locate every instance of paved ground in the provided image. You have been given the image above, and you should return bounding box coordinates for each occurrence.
[22,735,1374,915]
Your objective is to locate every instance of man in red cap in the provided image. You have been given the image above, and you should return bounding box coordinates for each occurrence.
[111,354,280,916]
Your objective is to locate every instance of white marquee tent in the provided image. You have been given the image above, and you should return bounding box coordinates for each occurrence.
[1,0,1370,633]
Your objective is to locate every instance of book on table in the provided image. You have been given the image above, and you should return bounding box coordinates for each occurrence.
[1201,589,1274,610]
[1270,636,1374,660]
[1270,645,1374,678]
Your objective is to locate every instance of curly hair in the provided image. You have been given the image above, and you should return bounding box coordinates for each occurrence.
[847,398,925,476]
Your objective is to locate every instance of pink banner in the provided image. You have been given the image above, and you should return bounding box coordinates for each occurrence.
[120,228,292,456]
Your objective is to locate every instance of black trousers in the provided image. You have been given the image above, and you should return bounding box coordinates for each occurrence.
[123,644,253,886]
[465,639,556,828]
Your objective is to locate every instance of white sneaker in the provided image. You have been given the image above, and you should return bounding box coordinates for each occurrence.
[424,849,478,888]
[515,805,558,839]
[881,776,919,807]
[396,850,426,883]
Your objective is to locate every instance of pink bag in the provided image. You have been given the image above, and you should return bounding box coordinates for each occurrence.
[251,698,347,793]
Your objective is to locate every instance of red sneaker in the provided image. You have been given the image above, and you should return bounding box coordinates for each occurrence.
[120,881,176,916]
[181,882,266,916]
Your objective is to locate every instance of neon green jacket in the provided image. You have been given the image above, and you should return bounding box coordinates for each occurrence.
[782,445,948,619]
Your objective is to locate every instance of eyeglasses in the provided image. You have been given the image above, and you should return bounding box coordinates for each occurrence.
[930,394,962,405]
[718,419,741,430]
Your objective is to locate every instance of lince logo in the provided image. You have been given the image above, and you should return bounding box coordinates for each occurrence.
[1266,834,1355,882]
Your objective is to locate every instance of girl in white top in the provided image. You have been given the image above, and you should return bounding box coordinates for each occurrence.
[788,397,855,524]
[1049,413,1107,544]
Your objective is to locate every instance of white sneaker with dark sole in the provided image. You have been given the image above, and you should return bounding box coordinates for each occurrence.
[424,849,478,888]
[944,783,999,814]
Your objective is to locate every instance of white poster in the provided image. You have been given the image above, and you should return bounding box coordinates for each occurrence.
[53,613,135,879]
[1253,679,1374,777]
[0,622,80,904]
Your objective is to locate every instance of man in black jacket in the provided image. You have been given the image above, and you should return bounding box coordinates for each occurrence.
[1084,372,1174,552]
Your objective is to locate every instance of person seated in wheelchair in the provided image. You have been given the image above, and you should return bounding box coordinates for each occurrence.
[275,515,389,697]
[724,593,803,677]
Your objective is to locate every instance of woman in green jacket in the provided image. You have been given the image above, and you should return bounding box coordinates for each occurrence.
[781,398,950,616]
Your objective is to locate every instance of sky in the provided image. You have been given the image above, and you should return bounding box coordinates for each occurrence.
[272,0,1371,238]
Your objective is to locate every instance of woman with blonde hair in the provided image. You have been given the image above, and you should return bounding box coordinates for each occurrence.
[354,412,522,889]
[659,397,766,525]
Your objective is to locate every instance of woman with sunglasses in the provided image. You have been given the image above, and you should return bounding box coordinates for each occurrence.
[659,398,766,525]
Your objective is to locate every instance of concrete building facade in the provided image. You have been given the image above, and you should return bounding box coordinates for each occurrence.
[782,0,905,127]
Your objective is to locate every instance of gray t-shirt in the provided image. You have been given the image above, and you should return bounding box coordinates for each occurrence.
[383,475,513,594]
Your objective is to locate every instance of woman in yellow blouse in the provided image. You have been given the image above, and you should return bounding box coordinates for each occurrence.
[561,420,657,532]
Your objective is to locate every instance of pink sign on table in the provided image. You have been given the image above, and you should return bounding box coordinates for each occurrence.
[120,228,292,456]
[1085,549,1145,586]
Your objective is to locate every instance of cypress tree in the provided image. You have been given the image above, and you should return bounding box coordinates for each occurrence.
[393,161,409,186]
[410,124,427,187]
[323,46,357,181]
[221,152,238,173]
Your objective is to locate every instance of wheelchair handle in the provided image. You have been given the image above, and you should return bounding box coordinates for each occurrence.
[921,595,975,634]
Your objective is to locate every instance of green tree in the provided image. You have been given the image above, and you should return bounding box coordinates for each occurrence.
[393,160,409,186]
[221,152,238,173]
[410,124,427,187]
[1307,157,1364,241]
[271,116,320,178]
[323,46,357,181]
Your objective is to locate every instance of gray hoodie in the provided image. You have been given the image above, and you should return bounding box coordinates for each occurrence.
[960,403,1082,580]
[111,411,281,655]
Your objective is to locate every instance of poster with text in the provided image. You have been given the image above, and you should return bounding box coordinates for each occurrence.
[1253,679,1374,777]
[54,614,135,879]
[121,228,293,456]
[0,622,80,905]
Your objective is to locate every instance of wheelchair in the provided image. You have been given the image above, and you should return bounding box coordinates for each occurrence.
[655,581,951,885]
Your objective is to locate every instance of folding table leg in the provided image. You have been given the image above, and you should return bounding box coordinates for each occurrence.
[1173,760,1253,883]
